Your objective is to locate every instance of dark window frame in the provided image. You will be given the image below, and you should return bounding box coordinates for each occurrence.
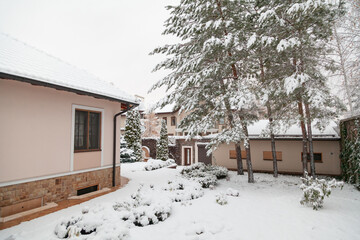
[74,109,102,152]
[171,116,176,126]
[301,152,323,163]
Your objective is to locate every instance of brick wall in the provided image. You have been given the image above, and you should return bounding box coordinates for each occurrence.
[0,166,120,208]
[142,138,157,159]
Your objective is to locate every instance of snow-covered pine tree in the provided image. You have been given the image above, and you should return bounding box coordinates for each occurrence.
[124,110,142,162]
[150,0,256,182]
[260,0,345,177]
[156,119,169,161]
[246,2,296,178]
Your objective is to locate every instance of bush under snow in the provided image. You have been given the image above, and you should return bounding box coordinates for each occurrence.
[163,179,204,202]
[215,193,228,205]
[54,207,129,239]
[180,163,228,188]
[300,172,344,210]
[113,184,172,227]
[144,159,176,171]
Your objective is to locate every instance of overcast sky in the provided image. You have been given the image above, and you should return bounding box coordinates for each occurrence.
[0,0,178,106]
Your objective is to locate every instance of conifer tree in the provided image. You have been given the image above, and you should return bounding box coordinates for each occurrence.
[157,119,169,161]
[124,110,142,162]
[259,0,345,177]
[150,0,256,182]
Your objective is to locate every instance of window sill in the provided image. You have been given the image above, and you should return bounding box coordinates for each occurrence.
[74,149,102,153]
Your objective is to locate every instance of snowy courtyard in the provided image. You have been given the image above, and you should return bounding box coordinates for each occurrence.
[1,162,360,240]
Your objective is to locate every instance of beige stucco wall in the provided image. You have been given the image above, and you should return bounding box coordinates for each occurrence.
[156,111,188,136]
[74,151,102,171]
[212,140,341,175]
[0,79,123,183]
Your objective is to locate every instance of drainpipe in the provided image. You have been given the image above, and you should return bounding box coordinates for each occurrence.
[113,104,131,187]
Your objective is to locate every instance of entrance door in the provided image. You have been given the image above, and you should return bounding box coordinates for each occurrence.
[184,147,192,166]
[197,145,212,165]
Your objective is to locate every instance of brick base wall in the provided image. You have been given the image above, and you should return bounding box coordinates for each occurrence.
[0,166,120,208]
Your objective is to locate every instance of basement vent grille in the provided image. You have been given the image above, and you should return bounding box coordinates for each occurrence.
[77,185,98,196]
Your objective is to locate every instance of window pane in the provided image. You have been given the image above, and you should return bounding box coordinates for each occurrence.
[171,117,176,126]
[314,153,322,162]
[89,112,100,149]
[75,110,87,150]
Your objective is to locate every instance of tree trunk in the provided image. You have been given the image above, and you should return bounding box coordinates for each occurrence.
[298,100,308,176]
[267,104,278,177]
[334,27,354,116]
[259,53,278,177]
[304,102,316,177]
[242,122,254,183]
[235,142,244,175]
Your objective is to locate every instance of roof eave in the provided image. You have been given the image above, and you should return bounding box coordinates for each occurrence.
[0,72,139,106]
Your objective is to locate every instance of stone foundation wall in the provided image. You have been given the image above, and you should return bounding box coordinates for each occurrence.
[0,166,120,208]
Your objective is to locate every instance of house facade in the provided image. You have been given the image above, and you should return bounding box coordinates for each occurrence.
[142,112,342,176]
[0,33,137,218]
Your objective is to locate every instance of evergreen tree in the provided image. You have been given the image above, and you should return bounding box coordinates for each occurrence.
[150,0,256,182]
[157,119,169,161]
[259,0,345,177]
[124,110,142,162]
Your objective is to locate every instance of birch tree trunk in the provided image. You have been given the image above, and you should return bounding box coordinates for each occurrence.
[334,27,354,116]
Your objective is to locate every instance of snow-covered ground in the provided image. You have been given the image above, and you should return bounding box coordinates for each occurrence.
[1,162,360,240]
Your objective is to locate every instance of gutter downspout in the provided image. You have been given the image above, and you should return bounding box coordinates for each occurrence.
[113,104,132,187]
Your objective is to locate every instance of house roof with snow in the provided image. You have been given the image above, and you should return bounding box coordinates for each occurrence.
[154,104,178,114]
[246,120,340,139]
[175,120,340,140]
[0,32,138,105]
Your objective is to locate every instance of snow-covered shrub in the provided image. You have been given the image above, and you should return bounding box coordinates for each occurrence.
[196,173,218,188]
[181,163,228,179]
[55,212,102,239]
[205,165,229,179]
[300,172,344,210]
[144,159,176,171]
[226,188,239,197]
[113,185,172,227]
[55,206,129,240]
[215,193,228,205]
[180,163,228,188]
[163,179,204,202]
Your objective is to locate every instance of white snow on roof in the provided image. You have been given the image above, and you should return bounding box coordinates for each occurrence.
[155,103,177,114]
[0,32,137,104]
[247,120,339,138]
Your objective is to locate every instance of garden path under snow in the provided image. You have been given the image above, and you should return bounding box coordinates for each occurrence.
[1,162,360,240]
